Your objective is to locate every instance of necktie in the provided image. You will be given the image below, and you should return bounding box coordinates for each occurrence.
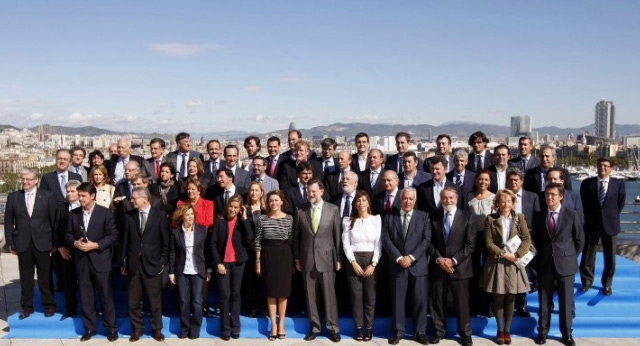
[181,153,187,178]
[224,190,230,206]
[476,155,482,172]
[343,195,351,218]
[140,211,147,234]
[302,186,307,200]
[212,160,218,173]
[155,159,161,176]
[598,181,607,206]
[370,171,377,189]
[541,168,547,191]
[26,192,34,217]
[324,160,329,172]
[444,212,451,242]
[269,157,275,177]
[548,211,556,237]
[455,174,462,186]
[312,206,319,233]
[435,183,442,207]
[522,158,528,171]
[128,182,133,196]
[398,156,403,174]
[385,194,393,213]
[60,174,67,197]
[402,213,409,239]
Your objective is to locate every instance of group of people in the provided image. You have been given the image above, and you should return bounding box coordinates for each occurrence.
[3,129,625,346]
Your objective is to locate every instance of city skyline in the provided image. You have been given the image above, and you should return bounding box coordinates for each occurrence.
[1,1,639,133]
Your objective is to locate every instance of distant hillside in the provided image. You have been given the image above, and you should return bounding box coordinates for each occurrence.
[25,124,170,138]
[0,124,20,131]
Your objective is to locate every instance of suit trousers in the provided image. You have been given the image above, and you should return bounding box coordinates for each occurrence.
[216,262,245,337]
[390,268,428,337]
[59,253,78,315]
[580,229,616,288]
[241,248,261,312]
[177,273,204,338]
[76,259,117,333]
[17,243,55,311]
[128,266,164,331]
[346,252,378,329]
[430,275,471,338]
[302,268,339,334]
[470,231,491,316]
[537,267,574,337]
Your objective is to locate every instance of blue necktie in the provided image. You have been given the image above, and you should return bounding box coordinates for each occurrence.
[444,212,451,243]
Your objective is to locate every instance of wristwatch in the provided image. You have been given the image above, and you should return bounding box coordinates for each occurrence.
[371,262,377,267]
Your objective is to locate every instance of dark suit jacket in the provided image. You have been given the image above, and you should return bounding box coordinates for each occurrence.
[285,185,310,215]
[416,179,464,217]
[384,153,424,174]
[315,157,339,175]
[562,189,584,225]
[429,209,476,280]
[205,185,248,219]
[108,155,144,182]
[149,182,180,215]
[203,158,225,186]
[57,201,76,248]
[381,210,432,277]
[532,207,585,276]
[399,171,433,189]
[168,150,205,165]
[210,218,253,265]
[143,156,177,183]
[580,176,626,236]
[357,168,385,197]
[169,225,210,279]
[293,202,342,272]
[519,189,541,229]
[329,193,356,218]
[277,158,323,192]
[487,165,508,193]
[39,171,83,203]
[265,155,285,179]
[508,155,540,173]
[65,204,118,273]
[523,166,572,193]
[372,189,402,216]
[350,153,369,173]
[122,207,170,276]
[445,169,476,196]
[467,151,494,173]
[4,188,58,253]
[424,154,455,174]
[324,170,352,198]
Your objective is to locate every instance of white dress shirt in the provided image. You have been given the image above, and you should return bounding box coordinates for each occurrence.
[433,179,446,206]
[82,203,96,233]
[340,190,357,216]
[514,189,523,214]
[24,188,37,216]
[341,215,382,263]
[397,209,416,262]
[357,153,368,171]
[495,167,507,191]
[182,226,198,275]
[114,156,130,184]
[443,207,458,264]
[500,214,513,245]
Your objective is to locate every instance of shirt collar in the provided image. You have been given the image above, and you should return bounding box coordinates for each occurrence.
[444,206,457,217]
[139,204,151,215]
[599,177,610,184]
[344,190,356,199]
[387,187,398,197]
[548,205,562,214]
[225,184,236,194]
[313,200,323,210]
[400,209,412,218]
[371,167,381,174]
[83,202,96,216]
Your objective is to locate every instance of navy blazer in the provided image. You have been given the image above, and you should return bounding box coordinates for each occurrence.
[381,209,432,277]
[350,153,369,173]
[329,193,357,218]
[428,209,475,279]
[580,176,626,236]
[277,158,324,192]
[467,151,494,173]
[523,166,572,193]
[323,170,343,198]
[65,204,118,273]
[508,156,540,173]
[205,185,248,219]
[519,189,541,229]
[169,224,210,279]
[384,153,425,174]
[40,171,83,203]
[315,156,339,175]
[533,207,585,276]
[445,169,476,196]
[108,155,144,182]
[210,217,253,265]
[285,185,311,215]
[562,189,584,225]
[4,188,58,253]
[399,171,433,189]
[416,179,464,217]
[122,207,170,276]
[371,189,402,216]
[357,168,385,197]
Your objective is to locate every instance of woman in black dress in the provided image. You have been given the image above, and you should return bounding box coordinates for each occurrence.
[255,190,294,340]
[150,162,180,215]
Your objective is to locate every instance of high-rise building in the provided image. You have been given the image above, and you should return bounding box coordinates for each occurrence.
[510,115,532,137]
[288,122,296,134]
[595,99,615,139]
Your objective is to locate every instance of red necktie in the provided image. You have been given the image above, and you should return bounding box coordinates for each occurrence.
[155,160,161,176]
[385,194,393,213]
[269,156,276,177]
[548,212,556,237]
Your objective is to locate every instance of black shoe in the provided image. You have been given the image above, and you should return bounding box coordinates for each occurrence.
[355,328,363,341]
[415,334,429,345]
[461,336,473,346]
[62,311,75,319]
[389,335,402,345]
[44,307,56,317]
[534,333,547,344]
[80,331,96,342]
[152,329,165,342]
[529,283,538,293]
[363,328,373,341]
[603,286,612,296]
[329,332,341,342]
[107,332,118,342]
[429,335,443,344]
[580,284,591,292]
[515,309,531,317]
[221,335,230,341]
[304,332,320,341]
[562,335,576,346]
[231,333,240,339]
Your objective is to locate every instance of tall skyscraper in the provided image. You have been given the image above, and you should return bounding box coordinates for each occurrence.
[288,122,296,134]
[510,115,532,137]
[595,99,615,139]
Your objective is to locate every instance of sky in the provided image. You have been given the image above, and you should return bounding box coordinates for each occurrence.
[1,1,639,134]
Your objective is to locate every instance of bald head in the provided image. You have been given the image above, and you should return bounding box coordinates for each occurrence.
[125,160,140,180]
[337,150,352,170]
[117,138,131,158]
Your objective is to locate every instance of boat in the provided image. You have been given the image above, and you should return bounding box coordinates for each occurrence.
[636,196,640,203]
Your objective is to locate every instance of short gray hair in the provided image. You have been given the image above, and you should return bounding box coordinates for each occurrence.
[344,170,359,184]
[132,186,151,200]
[401,187,417,198]
[20,168,39,180]
[453,149,469,160]
[65,179,82,189]
[506,167,524,180]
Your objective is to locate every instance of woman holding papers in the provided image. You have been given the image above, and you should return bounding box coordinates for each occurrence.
[481,189,531,345]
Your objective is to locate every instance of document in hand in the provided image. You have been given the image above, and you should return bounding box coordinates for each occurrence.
[504,235,534,268]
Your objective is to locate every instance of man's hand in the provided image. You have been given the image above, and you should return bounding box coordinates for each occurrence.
[75,240,98,252]
[399,256,413,269]
[336,262,342,272]
[256,262,261,276]
[438,257,455,274]
[58,247,71,260]
[295,259,302,272]
[9,246,17,256]
[206,272,212,282]
[169,274,176,285]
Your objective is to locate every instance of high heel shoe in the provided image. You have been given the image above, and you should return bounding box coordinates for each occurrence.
[504,331,511,345]
[355,327,363,341]
[363,327,373,341]
[496,331,505,345]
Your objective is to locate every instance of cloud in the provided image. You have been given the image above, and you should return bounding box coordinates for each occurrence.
[244,85,261,92]
[256,114,264,121]
[147,43,224,57]
[278,75,304,83]
[350,114,380,121]
[187,99,202,107]
[30,112,46,120]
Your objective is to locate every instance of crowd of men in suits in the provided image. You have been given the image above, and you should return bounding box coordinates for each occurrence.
[3,129,625,345]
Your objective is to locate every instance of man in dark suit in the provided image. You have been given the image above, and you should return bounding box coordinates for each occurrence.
[579,157,625,296]
[112,161,142,228]
[277,141,323,191]
[425,134,455,173]
[220,144,251,190]
[488,144,510,193]
[508,136,539,173]
[293,179,342,342]
[324,150,353,197]
[70,146,89,182]
[252,156,279,195]
[381,188,432,345]
[265,136,285,179]
[56,180,81,319]
[284,162,313,214]
[122,187,169,342]
[316,137,338,175]
[384,131,424,174]
[351,132,370,173]
[206,168,248,219]
[399,151,432,189]
[524,146,572,194]
[204,139,225,184]
[330,171,358,218]
[167,132,205,180]
[65,183,119,341]
[358,149,385,198]
[466,131,494,173]
[4,168,58,318]
[446,150,476,197]
[281,129,317,160]
[547,168,584,224]
[240,135,261,172]
[39,149,83,203]
[372,170,402,216]
[533,184,584,346]
[143,138,176,183]
[428,187,475,346]
[103,143,119,177]
[417,155,462,217]
[111,138,144,185]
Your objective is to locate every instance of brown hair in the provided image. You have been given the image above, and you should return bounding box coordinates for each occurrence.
[172,203,198,227]
[265,190,288,214]
[89,164,111,185]
[348,190,372,230]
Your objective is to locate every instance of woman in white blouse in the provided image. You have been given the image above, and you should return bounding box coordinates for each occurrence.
[342,189,381,342]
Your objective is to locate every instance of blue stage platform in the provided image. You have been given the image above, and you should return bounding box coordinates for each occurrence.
[7,254,640,339]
